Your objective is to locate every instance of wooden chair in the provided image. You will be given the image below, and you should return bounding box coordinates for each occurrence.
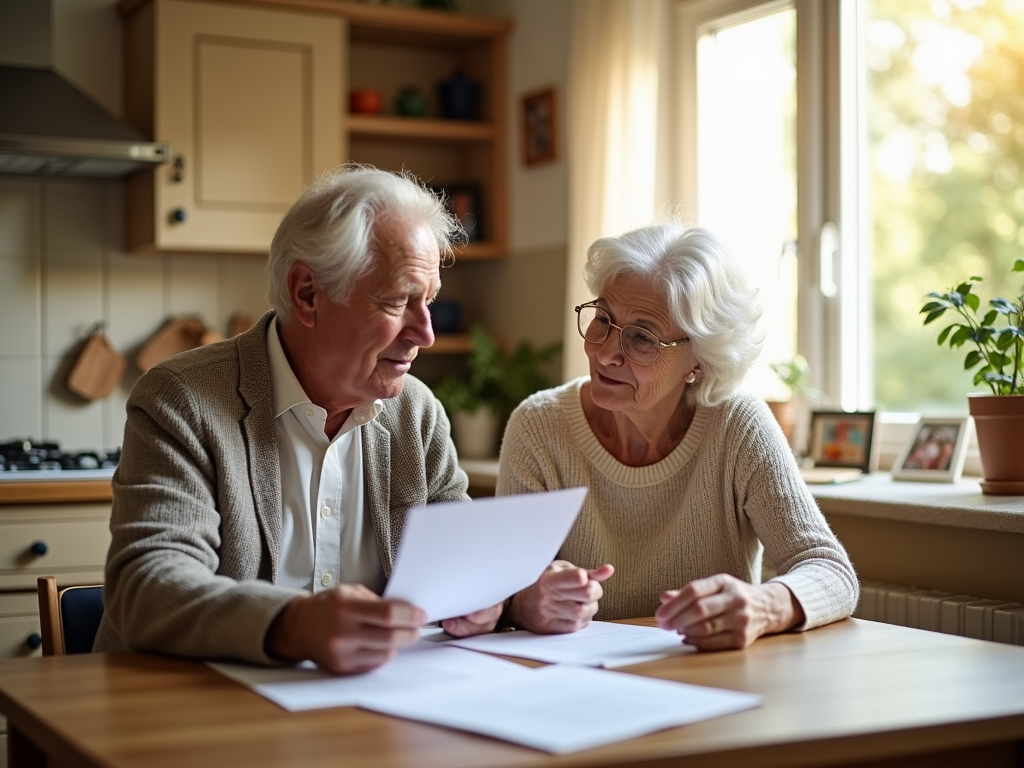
[36,576,104,656]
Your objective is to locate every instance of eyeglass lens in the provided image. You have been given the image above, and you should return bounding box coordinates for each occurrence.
[577,305,661,365]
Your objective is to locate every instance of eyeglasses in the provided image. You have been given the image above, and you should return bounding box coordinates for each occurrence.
[574,302,689,366]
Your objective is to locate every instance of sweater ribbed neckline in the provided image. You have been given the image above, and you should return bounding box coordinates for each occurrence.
[559,377,707,488]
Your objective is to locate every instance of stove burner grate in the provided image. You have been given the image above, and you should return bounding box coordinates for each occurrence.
[0,439,120,473]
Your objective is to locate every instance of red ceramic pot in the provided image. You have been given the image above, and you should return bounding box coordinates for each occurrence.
[349,89,384,115]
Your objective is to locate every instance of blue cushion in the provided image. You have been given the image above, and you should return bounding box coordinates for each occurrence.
[59,587,104,654]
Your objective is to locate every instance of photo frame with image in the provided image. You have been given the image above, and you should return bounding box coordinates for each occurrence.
[521,87,558,166]
[891,416,973,483]
[808,410,878,473]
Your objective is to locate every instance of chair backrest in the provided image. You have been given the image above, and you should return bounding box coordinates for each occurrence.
[36,576,104,656]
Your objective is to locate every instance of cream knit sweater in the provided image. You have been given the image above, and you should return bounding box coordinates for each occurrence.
[496,378,858,629]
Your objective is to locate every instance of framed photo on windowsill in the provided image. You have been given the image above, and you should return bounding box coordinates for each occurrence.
[891,416,973,483]
[808,410,878,473]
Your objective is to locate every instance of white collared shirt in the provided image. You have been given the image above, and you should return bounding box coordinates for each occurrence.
[266,320,386,594]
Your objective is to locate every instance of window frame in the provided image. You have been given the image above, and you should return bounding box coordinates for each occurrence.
[674,0,984,474]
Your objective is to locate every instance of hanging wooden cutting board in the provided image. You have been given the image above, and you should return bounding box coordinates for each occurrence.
[67,331,127,400]
[136,318,205,373]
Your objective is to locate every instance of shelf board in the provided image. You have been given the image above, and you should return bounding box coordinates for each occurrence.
[347,114,495,141]
[425,333,472,354]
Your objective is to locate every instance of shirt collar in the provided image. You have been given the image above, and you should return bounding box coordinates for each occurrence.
[267,319,311,418]
[266,319,384,426]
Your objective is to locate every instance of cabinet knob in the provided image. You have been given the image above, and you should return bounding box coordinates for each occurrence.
[25,632,43,650]
[171,208,187,224]
[30,540,48,556]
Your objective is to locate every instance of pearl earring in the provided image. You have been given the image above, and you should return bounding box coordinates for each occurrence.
[685,371,697,384]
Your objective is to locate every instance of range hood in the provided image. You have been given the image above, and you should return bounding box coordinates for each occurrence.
[0,65,170,178]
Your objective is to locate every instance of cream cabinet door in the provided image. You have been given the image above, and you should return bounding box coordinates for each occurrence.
[150,0,343,253]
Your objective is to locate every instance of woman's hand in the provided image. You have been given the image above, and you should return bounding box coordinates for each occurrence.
[441,603,504,637]
[507,560,614,634]
[655,574,805,651]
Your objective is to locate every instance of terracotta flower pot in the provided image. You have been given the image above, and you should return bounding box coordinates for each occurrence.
[967,394,1024,494]
[766,399,796,445]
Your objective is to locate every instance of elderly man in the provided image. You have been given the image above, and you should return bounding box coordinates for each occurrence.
[94,166,501,673]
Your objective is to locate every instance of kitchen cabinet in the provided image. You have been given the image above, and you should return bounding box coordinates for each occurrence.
[121,0,343,253]
[0,495,111,766]
[120,0,510,263]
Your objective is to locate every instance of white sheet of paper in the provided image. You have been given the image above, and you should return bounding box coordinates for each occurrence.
[209,642,529,711]
[360,664,761,754]
[446,620,694,667]
[383,487,587,622]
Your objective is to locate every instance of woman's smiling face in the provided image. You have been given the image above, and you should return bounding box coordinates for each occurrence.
[585,273,698,418]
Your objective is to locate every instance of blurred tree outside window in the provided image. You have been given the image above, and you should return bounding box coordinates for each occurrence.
[865,0,1024,412]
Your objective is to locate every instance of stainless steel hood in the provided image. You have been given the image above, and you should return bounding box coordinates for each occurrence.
[0,64,170,178]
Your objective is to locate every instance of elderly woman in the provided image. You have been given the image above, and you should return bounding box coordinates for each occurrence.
[497,224,858,650]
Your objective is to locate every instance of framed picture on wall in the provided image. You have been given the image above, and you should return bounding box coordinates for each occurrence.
[808,410,878,473]
[891,416,973,483]
[521,87,558,166]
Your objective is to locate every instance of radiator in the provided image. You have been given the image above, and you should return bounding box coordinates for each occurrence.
[854,581,1024,645]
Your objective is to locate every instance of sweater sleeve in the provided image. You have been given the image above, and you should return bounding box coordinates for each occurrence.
[730,398,860,630]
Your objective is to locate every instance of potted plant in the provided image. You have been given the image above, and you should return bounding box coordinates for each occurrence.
[766,355,827,445]
[432,326,561,459]
[920,259,1024,493]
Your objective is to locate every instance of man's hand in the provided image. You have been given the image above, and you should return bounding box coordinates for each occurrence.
[266,584,426,674]
[507,560,614,634]
[655,574,804,651]
[441,602,504,637]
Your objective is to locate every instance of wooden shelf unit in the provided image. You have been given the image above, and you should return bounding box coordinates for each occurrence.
[119,0,510,259]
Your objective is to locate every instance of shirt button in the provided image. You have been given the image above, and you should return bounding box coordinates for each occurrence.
[304,408,313,417]
[320,505,331,517]
[321,573,332,587]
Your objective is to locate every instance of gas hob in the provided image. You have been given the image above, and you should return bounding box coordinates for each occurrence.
[0,439,119,482]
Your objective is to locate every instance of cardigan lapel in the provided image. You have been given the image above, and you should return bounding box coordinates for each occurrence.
[237,312,283,580]
[363,419,396,577]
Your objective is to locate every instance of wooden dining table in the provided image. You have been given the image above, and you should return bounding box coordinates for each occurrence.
[2,617,1024,768]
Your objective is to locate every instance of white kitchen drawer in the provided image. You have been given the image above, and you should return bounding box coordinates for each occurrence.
[0,503,110,591]
[0,592,42,659]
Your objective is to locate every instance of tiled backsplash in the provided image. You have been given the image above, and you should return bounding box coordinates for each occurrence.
[0,176,270,452]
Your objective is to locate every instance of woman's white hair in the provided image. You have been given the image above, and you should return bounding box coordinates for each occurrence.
[267,164,462,321]
[584,223,763,407]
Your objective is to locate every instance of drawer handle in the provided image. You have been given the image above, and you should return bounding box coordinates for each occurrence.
[25,632,42,650]
[30,540,49,556]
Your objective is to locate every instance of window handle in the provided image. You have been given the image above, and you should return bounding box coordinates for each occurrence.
[819,221,838,298]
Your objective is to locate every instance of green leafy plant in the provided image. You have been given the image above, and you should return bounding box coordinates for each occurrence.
[769,355,827,403]
[920,259,1024,395]
[432,325,562,422]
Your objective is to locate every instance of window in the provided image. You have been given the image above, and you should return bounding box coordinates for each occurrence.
[693,4,798,400]
[679,0,1024,423]
[848,0,1024,413]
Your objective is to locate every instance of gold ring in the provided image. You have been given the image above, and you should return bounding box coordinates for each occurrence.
[710,617,724,635]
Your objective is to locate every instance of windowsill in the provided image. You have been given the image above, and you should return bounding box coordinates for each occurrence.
[809,473,1024,535]
[459,460,1024,536]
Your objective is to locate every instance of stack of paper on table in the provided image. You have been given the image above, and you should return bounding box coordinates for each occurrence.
[212,637,760,754]
[447,620,695,667]
[210,489,762,753]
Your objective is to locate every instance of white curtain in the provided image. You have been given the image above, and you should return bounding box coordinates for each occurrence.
[563,0,675,381]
